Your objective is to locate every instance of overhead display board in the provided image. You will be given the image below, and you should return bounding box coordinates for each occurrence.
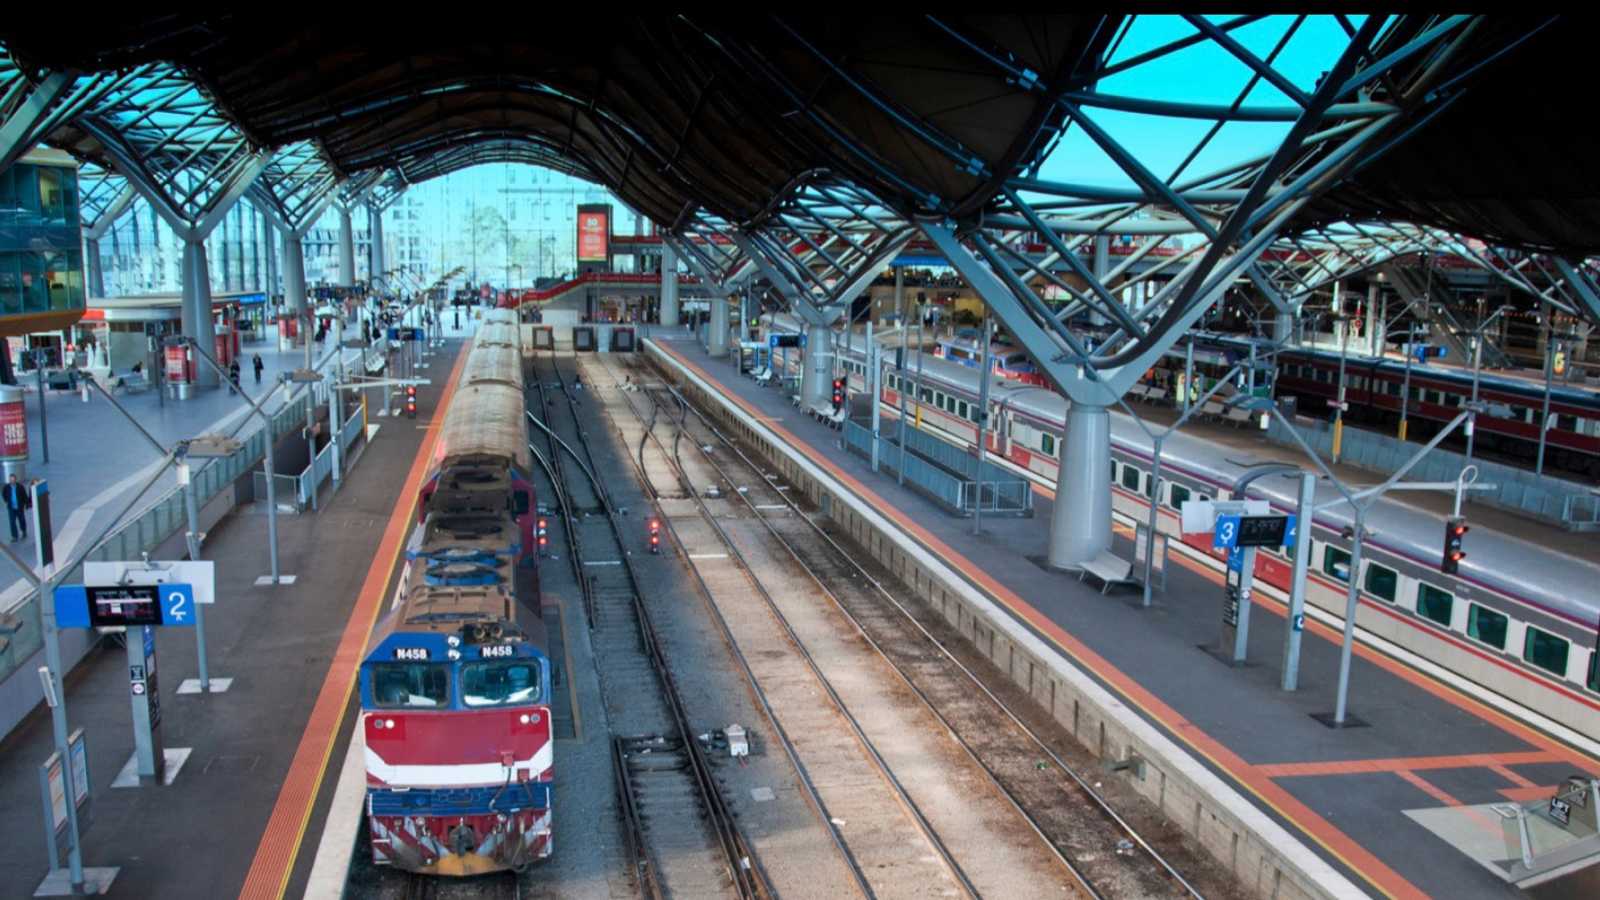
[576,204,611,264]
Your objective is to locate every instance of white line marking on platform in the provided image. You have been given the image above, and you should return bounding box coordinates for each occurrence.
[583,560,622,566]
[688,553,729,560]
[33,866,119,896]
[304,722,368,900]
[255,575,298,586]
[111,748,191,788]
[177,677,233,695]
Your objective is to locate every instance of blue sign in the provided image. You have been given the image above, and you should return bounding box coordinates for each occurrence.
[160,585,196,626]
[1227,546,1244,573]
[1214,514,1296,550]
[53,583,196,629]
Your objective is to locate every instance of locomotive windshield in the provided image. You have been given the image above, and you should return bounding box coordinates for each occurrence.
[461,660,542,707]
[371,662,450,708]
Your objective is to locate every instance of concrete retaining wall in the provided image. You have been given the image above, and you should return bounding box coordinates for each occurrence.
[648,339,1367,900]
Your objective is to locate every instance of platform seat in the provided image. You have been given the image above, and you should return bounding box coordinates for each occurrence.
[826,407,846,430]
[1199,399,1225,421]
[1077,550,1137,594]
[1222,405,1253,428]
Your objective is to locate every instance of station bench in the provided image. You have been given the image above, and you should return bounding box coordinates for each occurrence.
[1078,550,1138,594]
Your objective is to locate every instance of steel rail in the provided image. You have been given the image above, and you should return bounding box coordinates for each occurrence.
[652,357,1207,900]
[532,352,773,900]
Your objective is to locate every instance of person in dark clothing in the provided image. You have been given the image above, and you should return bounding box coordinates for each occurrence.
[228,360,242,394]
[252,353,264,384]
[4,475,29,543]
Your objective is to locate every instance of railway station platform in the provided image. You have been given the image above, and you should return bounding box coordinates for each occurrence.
[0,338,466,899]
[645,331,1600,900]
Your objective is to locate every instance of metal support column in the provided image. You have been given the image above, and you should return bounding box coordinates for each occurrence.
[368,203,385,284]
[1047,403,1112,570]
[708,295,729,357]
[84,237,105,299]
[337,205,355,286]
[181,240,219,387]
[660,243,680,327]
[282,232,307,346]
[800,324,831,409]
[1281,472,1317,691]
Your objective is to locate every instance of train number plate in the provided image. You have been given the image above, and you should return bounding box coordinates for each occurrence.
[393,647,430,661]
[480,644,515,658]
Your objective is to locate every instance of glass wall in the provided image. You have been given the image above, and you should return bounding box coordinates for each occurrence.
[0,161,85,318]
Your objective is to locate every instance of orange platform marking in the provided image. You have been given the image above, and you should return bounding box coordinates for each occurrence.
[237,347,469,900]
[1395,770,1466,808]
[1499,786,1558,803]
[1490,764,1539,789]
[655,343,1424,900]
[1258,751,1562,778]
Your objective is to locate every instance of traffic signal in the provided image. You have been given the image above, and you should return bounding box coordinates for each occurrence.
[831,376,846,412]
[649,518,661,554]
[1441,516,1468,574]
[405,384,418,419]
[536,517,548,555]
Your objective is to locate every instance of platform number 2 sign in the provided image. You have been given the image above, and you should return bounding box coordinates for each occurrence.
[159,585,195,627]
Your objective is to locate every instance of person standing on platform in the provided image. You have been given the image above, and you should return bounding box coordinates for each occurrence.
[4,474,30,544]
[228,360,242,395]
[252,353,264,385]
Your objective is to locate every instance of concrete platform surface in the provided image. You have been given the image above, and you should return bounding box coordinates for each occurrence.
[0,338,464,900]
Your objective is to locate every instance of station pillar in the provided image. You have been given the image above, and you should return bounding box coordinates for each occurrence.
[1273,308,1295,345]
[181,239,219,388]
[84,237,105,299]
[799,325,832,409]
[1046,402,1112,570]
[660,244,680,327]
[368,202,385,284]
[708,296,730,357]
[282,231,308,346]
[337,205,355,286]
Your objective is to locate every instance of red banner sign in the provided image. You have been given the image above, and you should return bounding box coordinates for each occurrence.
[577,210,609,262]
[0,398,26,460]
[164,345,191,383]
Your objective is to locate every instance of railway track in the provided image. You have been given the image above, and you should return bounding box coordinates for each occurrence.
[599,351,1216,900]
[399,872,521,900]
[527,353,771,900]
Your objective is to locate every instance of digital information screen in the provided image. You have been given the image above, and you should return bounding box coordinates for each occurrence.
[85,585,163,628]
[576,205,610,262]
[1236,515,1289,548]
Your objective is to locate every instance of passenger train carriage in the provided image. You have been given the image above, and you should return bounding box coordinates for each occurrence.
[361,309,553,875]
[769,316,1600,741]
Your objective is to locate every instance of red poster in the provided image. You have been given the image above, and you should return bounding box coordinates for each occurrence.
[577,211,609,262]
[164,345,191,383]
[0,400,26,460]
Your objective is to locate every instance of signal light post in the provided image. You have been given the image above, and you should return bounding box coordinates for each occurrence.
[831,376,845,412]
[1442,516,1469,574]
[536,516,548,557]
[405,384,417,419]
[649,518,661,554]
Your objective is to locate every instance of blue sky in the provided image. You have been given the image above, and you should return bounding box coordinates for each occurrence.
[1035,15,1368,189]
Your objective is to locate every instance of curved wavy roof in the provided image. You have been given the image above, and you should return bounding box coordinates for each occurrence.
[3,14,1115,228]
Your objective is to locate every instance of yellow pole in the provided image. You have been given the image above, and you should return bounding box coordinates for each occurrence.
[1332,417,1344,461]
[1397,417,1407,442]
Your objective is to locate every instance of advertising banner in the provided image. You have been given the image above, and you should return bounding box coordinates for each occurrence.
[0,389,26,461]
[577,206,610,262]
[164,345,190,383]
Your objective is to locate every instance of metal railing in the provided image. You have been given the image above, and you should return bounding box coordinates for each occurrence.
[843,420,1031,517]
[0,342,377,684]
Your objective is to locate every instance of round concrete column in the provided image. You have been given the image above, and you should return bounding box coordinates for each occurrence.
[182,240,219,388]
[708,296,730,357]
[369,203,386,282]
[799,325,832,408]
[660,244,680,327]
[1046,402,1112,570]
[282,232,308,346]
[337,205,355,286]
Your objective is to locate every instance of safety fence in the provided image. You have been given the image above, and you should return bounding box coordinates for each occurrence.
[1266,417,1600,530]
[0,343,380,684]
[843,420,1032,517]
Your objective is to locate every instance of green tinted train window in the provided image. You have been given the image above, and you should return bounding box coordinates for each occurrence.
[1416,584,1453,627]
[1040,433,1055,457]
[1589,653,1599,693]
[1120,465,1141,492]
[1467,604,1507,650]
[1323,546,1351,582]
[1169,485,1190,510]
[1523,627,1570,677]
[1363,564,1397,602]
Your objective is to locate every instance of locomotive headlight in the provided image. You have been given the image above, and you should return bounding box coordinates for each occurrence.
[519,714,531,724]
[384,719,396,729]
